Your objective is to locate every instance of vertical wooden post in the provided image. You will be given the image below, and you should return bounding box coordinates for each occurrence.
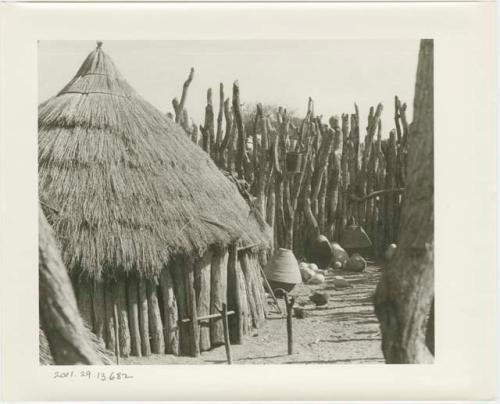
[220,303,232,365]
[172,67,194,128]
[232,81,248,179]
[172,258,189,355]
[104,279,116,351]
[185,262,200,357]
[239,252,258,328]
[127,274,142,357]
[215,83,225,165]
[137,276,151,356]
[227,244,243,344]
[338,113,350,241]
[210,247,229,347]
[385,130,398,247]
[219,98,233,170]
[248,254,266,327]
[284,292,295,355]
[237,258,251,335]
[195,250,213,352]
[147,279,165,354]
[116,274,131,357]
[159,266,179,355]
[92,279,106,345]
[113,303,120,365]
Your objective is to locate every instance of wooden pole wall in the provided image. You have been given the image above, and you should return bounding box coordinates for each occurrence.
[193,90,410,258]
[72,246,268,358]
[169,68,409,259]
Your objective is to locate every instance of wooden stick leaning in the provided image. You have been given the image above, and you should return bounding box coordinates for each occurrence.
[258,266,282,315]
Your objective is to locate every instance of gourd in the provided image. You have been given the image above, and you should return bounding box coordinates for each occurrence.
[299,262,314,282]
[331,242,349,266]
[345,253,367,272]
[308,273,325,285]
[308,263,319,272]
[332,276,352,288]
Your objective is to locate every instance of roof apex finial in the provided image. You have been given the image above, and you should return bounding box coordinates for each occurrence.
[96,41,103,50]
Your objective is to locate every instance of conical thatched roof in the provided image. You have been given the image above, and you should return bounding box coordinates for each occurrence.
[39,43,270,279]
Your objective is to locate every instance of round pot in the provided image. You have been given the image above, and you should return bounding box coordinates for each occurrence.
[345,253,367,272]
[264,248,302,295]
[308,235,334,269]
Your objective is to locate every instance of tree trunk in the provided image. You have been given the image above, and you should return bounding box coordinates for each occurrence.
[374,39,434,364]
[38,208,103,365]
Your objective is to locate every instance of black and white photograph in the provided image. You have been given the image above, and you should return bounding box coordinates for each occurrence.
[38,38,434,366]
[0,0,496,401]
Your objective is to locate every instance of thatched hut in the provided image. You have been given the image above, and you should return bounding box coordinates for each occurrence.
[38,42,271,358]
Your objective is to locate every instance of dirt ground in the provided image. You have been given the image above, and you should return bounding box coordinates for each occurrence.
[122,263,384,365]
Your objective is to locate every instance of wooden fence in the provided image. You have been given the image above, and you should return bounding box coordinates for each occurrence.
[172,73,409,259]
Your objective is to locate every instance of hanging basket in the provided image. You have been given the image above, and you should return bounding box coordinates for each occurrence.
[340,217,372,250]
[285,152,303,174]
[264,248,302,295]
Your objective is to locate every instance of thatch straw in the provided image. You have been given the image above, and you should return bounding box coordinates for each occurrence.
[39,44,271,279]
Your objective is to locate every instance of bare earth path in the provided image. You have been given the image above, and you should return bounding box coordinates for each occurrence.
[122,264,384,365]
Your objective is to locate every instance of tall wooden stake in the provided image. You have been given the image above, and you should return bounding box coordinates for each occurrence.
[284,292,295,355]
[219,303,232,364]
[113,304,120,365]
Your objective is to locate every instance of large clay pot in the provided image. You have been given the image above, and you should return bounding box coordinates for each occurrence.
[307,235,334,269]
[264,248,302,295]
[340,217,372,252]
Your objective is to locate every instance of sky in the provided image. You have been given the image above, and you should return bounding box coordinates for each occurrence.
[38,40,420,134]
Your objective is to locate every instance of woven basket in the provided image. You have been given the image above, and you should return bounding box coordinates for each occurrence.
[264,248,302,286]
